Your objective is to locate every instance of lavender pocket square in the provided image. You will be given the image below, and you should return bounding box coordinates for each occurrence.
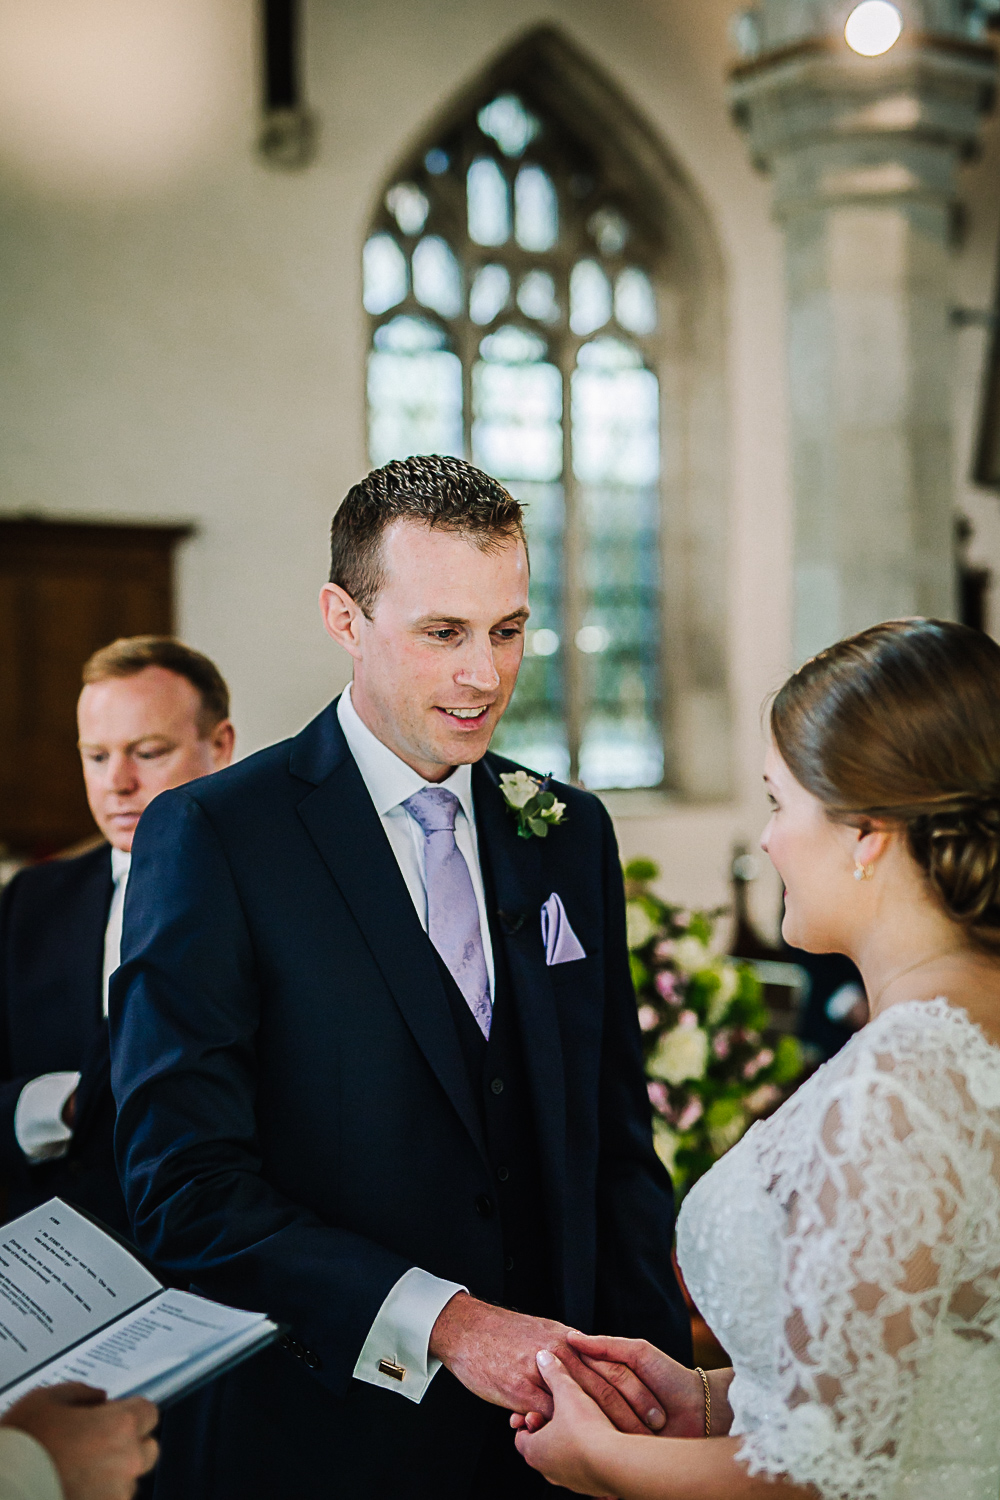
[540,893,587,966]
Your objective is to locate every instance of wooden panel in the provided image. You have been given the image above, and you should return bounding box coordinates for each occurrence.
[0,520,191,857]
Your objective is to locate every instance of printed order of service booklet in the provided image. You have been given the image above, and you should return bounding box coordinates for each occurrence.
[0,1199,279,1413]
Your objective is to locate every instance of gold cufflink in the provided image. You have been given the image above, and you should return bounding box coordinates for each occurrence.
[378,1358,406,1381]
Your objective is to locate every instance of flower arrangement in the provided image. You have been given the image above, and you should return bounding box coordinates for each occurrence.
[499,770,567,839]
[625,858,805,1198]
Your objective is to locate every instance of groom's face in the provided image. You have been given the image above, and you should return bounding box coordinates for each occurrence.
[326,519,530,781]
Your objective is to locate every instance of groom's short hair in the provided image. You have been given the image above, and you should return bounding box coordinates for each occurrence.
[329,455,526,616]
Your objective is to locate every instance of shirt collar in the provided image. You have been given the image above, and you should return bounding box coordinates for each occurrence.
[337,684,475,824]
[111,848,131,885]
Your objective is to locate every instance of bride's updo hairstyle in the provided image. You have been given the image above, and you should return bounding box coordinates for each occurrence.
[771,619,1000,950]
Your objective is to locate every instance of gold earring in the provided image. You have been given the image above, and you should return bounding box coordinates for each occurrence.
[853,862,873,882]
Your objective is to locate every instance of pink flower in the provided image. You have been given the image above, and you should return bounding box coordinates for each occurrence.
[742,1048,774,1081]
[647,1081,670,1114]
[677,1009,698,1029]
[655,970,679,1002]
[712,1030,731,1060]
[745,1084,780,1116]
[637,1005,660,1033]
[676,1096,704,1131]
[653,940,676,963]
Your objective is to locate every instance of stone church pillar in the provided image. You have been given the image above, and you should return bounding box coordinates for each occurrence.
[731,2,996,661]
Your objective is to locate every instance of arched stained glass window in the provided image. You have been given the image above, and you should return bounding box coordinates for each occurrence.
[364,87,669,789]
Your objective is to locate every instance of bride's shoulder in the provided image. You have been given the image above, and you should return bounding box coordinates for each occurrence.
[805,996,1000,1121]
[862,997,1000,1071]
[756,1000,1000,1152]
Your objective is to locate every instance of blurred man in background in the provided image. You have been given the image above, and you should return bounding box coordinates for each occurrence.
[0,637,233,1234]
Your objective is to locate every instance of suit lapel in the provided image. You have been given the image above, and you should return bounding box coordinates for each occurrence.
[70,1022,111,1146]
[75,846,114,1036]
[294,717,488,1167]
[473,758,568,1265]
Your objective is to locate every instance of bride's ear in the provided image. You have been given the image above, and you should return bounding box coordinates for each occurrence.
[853,823,891,875]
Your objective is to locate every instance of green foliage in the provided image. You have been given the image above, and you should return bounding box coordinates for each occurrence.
[771,1034,805,1085]
[686,911,714,945]
[629,954,649,993]
[626,861,807,1200]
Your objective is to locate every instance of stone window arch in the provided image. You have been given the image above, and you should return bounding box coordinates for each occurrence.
[363,27,730,797]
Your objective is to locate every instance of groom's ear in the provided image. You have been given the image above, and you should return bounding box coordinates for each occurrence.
[319,583,365,658]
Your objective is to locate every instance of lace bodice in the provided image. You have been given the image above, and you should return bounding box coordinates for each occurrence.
[677,999,1000,1500]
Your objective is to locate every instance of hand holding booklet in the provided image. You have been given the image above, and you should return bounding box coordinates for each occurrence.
[0,1199,279,1412]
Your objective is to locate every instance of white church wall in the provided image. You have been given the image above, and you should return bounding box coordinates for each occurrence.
[1,0,991,926]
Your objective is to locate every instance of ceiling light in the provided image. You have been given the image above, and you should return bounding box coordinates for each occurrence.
[845,2,903,56]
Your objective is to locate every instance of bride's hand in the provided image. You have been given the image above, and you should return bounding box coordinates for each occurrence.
[508,1341,672,1438]
[515,1351,620,1497]
[566,1332,713,1438]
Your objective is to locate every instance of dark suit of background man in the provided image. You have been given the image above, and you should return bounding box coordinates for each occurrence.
[0,637,234,1237]
[110,456,692,1500]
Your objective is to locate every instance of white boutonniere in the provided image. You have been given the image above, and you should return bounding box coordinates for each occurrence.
[499,770,567,840]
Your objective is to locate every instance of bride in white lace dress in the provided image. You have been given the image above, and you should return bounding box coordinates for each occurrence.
[515,619,1000,1500]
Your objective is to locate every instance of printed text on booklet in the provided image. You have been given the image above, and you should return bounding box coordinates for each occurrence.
[0,1200,278,1410]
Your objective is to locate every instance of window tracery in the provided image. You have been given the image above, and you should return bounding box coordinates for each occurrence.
[365,88,668,789]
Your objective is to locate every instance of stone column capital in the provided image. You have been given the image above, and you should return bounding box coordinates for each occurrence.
[730,33,996,218]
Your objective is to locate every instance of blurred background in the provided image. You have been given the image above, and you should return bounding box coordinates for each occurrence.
[2,0,1000,934]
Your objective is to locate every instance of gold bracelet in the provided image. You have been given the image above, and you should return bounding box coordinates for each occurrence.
[694,1366,711,1438]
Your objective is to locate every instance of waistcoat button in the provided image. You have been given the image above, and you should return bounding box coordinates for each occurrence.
[475,1194,494,1218]
[497,1166,509,1182]
[490,1078,504,1095]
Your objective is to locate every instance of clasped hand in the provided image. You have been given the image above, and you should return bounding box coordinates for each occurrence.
[429,1294,704,1439]
[513,1337,719,1497]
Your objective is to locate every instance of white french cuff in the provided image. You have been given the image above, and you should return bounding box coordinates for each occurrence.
[352,1267,467,1404]
[14,1072,81,1162]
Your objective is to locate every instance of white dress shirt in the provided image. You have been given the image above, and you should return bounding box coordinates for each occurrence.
[339,685,486,1403]
[102,848,131,1016]
[13,848,130,1163]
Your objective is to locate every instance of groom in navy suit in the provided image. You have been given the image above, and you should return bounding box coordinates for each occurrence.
[109,456,691,1500]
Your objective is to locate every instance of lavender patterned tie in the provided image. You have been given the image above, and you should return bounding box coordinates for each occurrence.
[403,786,492,1038]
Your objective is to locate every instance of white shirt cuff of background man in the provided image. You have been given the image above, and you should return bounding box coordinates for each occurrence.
[353,1268,467,1402]
[13,848,131,1166]
[13,1072,80,1162]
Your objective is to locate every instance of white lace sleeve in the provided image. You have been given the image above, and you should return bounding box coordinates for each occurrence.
[735,1014,1000,1500]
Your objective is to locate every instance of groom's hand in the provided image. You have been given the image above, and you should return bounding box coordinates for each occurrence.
[428,1293,666,1436]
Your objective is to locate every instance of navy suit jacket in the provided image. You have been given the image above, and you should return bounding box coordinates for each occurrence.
[110,701,690,1498]
[0,846,130,1236]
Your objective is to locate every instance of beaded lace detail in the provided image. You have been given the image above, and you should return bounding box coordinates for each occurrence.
[677,999,1000,1500]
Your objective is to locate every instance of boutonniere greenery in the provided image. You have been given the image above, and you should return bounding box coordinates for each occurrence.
[499,770,567,840]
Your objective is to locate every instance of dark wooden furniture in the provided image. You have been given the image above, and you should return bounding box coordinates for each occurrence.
[0,518,191,858]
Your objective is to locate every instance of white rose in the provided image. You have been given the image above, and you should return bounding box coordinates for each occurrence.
[707,963,740,1024]
[499,770,539,809]
[652,1118,679,1174]
[647,1024,709,1086]
[672,936,712,975]
[626,901,658,950]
